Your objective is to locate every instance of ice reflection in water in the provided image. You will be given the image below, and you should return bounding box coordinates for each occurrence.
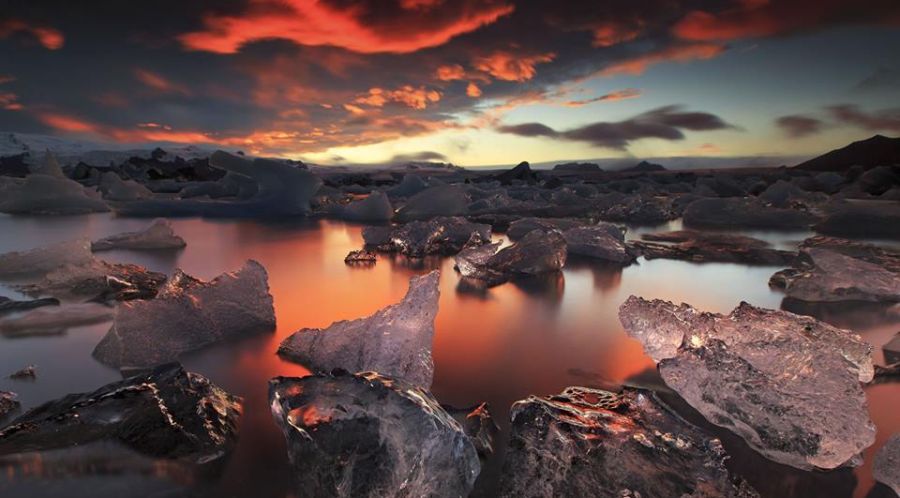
[0,213,896,498]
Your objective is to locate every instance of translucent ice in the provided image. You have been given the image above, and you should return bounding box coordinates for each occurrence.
[92,219,187,251]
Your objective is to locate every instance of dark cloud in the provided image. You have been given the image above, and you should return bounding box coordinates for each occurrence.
[0,0,898,157]
[828,104,900,132]
[855,66,900,92]
[497,105,735,149]
[389,151,448,162]
[776,114,825,138]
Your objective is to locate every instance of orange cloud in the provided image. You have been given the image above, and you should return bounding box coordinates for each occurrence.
[133,69,190,95]
[179,0,514,54]
[436,64,467,81]
[592,22,642,47]
[354,85,441,110]
[473,51,555,82]
[564,88,641,107]
[0,92,23,111]
[599,43,723,76]
[466,82,482,98]
[0,19,64,50]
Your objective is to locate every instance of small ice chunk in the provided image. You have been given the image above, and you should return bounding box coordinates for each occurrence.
[93,260,276,367]
[17,259,167,302]
[278,271,440,389]
[0,303,114,337]
[92,219,187,251]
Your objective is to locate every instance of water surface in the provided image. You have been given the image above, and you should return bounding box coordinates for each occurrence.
[0,214,896,498]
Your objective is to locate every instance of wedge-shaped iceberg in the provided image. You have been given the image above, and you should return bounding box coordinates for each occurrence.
[93,260,276,367]
[0,363,241,465]
[500,386,758,497]
[111,151,322,218]
[278,271,439,389]
[394,185,468,222]
[0,238,94,278]
[269,370,480,498]
[92,219,187,251]
[336,191,393,222]
[99,171,153,201]
[0,174,109,215]
[619,296,875,470]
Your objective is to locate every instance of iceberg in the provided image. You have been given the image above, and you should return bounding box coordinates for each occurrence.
[0,238,94,277]
[92,219,187,251]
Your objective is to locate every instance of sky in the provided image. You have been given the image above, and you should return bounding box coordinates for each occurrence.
[1,0,899,166]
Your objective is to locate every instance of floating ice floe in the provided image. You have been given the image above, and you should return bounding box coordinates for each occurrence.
[632,230,796,265]
[16,258,167,302]
[619,296,875,470]
[499,386,758,497]
[278,271,439,389]
[269,370,480,498]
[363,216,491,258]
[0,295,59,315]
[455,229,567,285]
[335,191,393,222]
[92,219,187,251]
[0,238,94,278]
[0,303,114,337]
[0,173,109,215]
[563,223,635,263]
[0,363,241,465]
[93,260,276,367]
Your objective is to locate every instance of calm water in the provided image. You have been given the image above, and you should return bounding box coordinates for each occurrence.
[0,213,896,498]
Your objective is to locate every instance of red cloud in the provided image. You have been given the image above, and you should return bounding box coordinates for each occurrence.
[599,43,723,76]
[473,51,555,82]
[466,82,482,98]
[354,86,441,110]
[564,88,641,107]
[179,0,514,54]
[674,0,900,41]
[436,64,467,81]
[0,19,64,50]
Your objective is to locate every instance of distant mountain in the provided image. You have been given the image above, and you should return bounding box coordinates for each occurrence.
[0,132,216,166]
[622,160,666,172]
[794,135,900,171]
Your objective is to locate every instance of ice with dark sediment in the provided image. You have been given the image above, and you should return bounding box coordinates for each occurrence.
[92,219,187,251]
[99,171,154,201]
[0,303,114,337]
[499,385,758,498]
[874,434,900,496]
[770,236,900,303]
[344,249,377,264]
[335,191,393,222]
[363,216,491,257]
[0,363,241,465]
[0,391,19,420]
[506,217,586,241]
[633,230,796,265]
[456,229,567,285]
[0,295,59,315]
[0,238,94,278]
[93,260,276,368]
[110,151,322,217]
[563,223,635,263]
[16,258,167,302]
[619,296,875,470]
[443,402,499,457]
[269,370,480,498]
[393,185,468,221]
[278,271,439,389]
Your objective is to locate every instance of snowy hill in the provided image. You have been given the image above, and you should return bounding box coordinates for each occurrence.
[0,132,216,166]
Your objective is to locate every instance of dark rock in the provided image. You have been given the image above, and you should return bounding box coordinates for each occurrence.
[443,402,499,457]
[278,271,439,389]
[93,260,275,368]
[0,153,30,177]
[769,236,899,303]
[794,135,900,172]
[816,200,900,239]
[269,371,480,498]
[883,332,900,365]
[622,160,666,172]
[495,161,537,185]
[634,230,796,265]
[683,198,819,229]
[0,363,241,464]
[344,249,376,264]
[563,224,636,263]
[553,162,601,172]
[8,365,36,380]
[456,230,566,285]
[619,297,875,470]
[857,166,900,195]
[0,296,60,315]
[499,385,758,497]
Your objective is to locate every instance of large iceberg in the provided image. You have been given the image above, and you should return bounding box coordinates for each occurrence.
[619,296,875,469]
[0,153,108,215]
[269,371,480,498]
[394,185,468,222]
[111,151,322,218]
[278,271,439,389]
[336,191,393,222]
[92,219,187,251]
[93,260,276,367]
[0,363,241,465]
[499,386,758,497]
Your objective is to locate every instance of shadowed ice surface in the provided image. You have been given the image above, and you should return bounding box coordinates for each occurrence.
[0,213,897,498]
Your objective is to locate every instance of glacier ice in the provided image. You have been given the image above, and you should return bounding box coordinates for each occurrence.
[92,219,187,251]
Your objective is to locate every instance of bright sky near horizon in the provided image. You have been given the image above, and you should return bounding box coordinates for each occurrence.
[1,1,899,166]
